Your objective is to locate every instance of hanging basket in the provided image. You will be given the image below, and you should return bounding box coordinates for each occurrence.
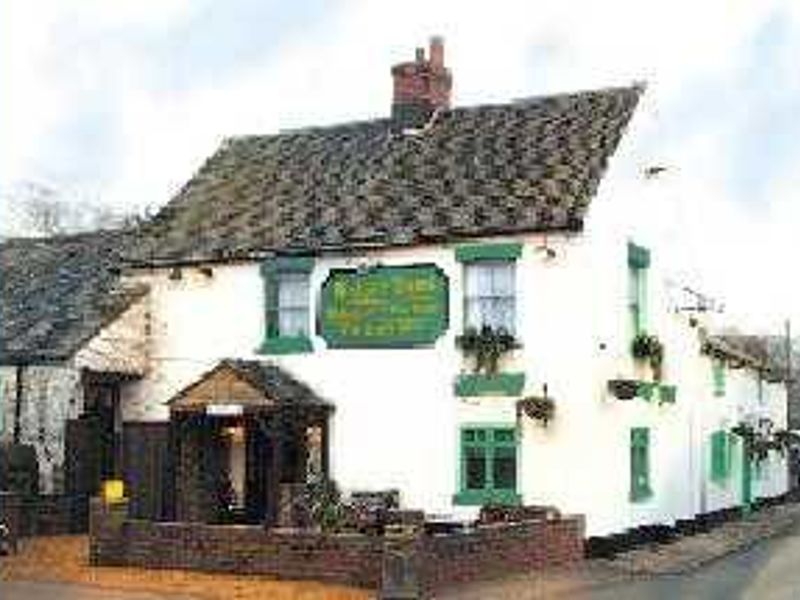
[608,378,638,400]
[517,396,555,426]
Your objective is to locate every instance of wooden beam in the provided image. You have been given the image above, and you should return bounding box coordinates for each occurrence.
[321,416,330,479]
[267,415,283,527]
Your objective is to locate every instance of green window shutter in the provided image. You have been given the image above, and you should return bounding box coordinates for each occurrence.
[455,426,520,506]
[712,360,726,397]
[628,242,651,269]
[710,430,730,482]
[627,243,649,337]
[630,427,652,502]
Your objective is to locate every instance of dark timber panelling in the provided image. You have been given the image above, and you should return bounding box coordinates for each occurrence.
[122,422,169,520]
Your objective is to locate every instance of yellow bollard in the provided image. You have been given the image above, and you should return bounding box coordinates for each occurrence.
[102,479,125,504]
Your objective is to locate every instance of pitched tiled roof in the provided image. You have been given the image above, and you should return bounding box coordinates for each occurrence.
[703,334,788,382]
[168,358,332,410]
[136,85,642,264]
[0,231,147,364]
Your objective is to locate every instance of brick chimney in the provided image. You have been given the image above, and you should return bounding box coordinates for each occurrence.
[391,36,452,129]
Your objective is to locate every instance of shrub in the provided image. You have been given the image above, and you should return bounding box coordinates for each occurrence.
[0,443,39,498]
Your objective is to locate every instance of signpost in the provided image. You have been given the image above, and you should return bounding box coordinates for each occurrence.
[320,264,449,348]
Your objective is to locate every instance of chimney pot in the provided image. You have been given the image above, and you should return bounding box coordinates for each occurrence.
[391,36,452,129]
[429,36,444,70]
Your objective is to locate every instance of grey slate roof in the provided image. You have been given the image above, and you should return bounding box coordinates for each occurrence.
[136,85,642,264]
[704,334,788,382]
[0,231,147,364]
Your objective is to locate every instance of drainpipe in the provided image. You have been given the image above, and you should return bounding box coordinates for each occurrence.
[13,365,24,444]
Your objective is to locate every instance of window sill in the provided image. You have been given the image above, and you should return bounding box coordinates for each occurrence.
[455,373,525,397]
[257,336,313,355]
[629,489,653,503]
[453,489,522,506]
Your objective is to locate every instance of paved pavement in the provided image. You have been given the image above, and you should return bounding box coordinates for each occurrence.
[583,523,800,599]
[445,521,800,599]
[0,580,196,600]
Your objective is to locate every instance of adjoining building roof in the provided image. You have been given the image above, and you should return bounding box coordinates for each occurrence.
[703,334,788,382]
[135,85,642,265]
[168,358,332,412]
[0,230,147,364]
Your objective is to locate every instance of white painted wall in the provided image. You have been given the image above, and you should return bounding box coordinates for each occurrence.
[0,298,150,494]
[117,88,788,536]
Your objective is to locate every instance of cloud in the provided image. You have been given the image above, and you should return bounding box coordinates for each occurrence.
[3,0,800,329]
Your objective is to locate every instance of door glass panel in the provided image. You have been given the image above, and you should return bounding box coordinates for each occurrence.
[492,446,516,490]
[465,446,487,490]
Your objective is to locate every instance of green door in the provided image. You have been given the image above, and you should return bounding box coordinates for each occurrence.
[741,440,753,512]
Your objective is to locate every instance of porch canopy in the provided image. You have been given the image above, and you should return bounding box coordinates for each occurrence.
[168,358,333,417]
[166,359,333,525]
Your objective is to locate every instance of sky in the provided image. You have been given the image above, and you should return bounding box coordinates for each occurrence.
[2,0,800,333]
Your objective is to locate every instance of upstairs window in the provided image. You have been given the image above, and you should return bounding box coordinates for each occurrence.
[276,271,310,337]
[464,261,516,334]
[627,242,650,337]
[456,243,521,336]
[259,257,314,354]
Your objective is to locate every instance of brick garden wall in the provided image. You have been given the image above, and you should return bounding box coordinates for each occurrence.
[421,517,585,590]
[0,491,83,544]
[90,499,584,593]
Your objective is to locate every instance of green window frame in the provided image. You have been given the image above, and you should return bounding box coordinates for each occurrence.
[258,256,314,354]
[710,430,732,483]
[454,425,521,506]
[630,427,652,502]
[627,243,650,337]
[712,359,726,397]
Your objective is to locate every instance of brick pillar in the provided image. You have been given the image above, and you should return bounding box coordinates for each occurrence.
[89,497,129,566]
[379,527,427,599]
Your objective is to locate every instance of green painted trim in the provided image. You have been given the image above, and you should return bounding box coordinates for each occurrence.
[455,373,526,397]
[637,381,656,402]
[630,427,652,502]
[453,490,522,506]
[712,359,726,397]
[627,242,651,269]
[257,336,313,355]
[455,242,522,263]
[319,264,449,348]
[260,256,315,275]
[455,424,520,507]
[710,430,733,484]
[658,384,677,404]
[629,264,648,336]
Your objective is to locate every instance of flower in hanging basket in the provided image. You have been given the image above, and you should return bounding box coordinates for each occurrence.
[631,333,665,380]
[608,378,638,400]
[517,395,555,426]
[456,325,520,374]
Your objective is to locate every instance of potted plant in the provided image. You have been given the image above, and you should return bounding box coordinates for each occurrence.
[631,333,665,380]
[608,378,639,400]
[517,395,555,426]
[456,325,520,374]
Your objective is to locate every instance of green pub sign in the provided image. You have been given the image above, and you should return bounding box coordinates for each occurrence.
[320,264,449,348]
